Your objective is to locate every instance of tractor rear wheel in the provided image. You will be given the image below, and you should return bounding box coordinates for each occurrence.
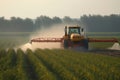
[64,40,69,49]
[83,39,89,50]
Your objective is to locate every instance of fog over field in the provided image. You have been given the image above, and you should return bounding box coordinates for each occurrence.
[20,24,66,51]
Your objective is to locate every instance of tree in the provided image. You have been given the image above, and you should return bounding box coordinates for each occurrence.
[52,16,62,24]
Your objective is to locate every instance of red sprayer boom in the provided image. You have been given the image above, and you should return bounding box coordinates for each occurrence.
[30,37,118,43]
[30,38,63,44]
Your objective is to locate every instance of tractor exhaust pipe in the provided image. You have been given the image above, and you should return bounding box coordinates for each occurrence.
[65,26,67,36]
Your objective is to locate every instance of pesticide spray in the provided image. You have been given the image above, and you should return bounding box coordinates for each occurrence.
[109,42,120,50]
[19,24,67,51]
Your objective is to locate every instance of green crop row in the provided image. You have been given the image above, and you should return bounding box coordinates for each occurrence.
[16,49,29,80]
[0,49,17,80]
[26,49,56,80]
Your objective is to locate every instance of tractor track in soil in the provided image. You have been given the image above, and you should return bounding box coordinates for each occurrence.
[89,49,120,57]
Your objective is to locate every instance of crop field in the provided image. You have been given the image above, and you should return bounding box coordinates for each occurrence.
[0,49,120,80]
[0,32,120,80]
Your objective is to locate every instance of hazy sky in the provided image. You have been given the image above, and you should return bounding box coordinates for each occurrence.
[0,0,120,19]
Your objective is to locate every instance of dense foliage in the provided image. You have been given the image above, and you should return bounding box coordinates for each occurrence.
[80,14,120,32]
[0,49,120,80]
[0,14,120,32]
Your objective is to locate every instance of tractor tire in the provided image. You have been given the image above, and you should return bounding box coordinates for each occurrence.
[64,40,69,49]
[83,39,89,50]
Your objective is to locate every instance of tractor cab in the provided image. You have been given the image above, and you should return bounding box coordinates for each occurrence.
[68,27,80,35]
[63,25,88,49]
[64,26,85,42]
[65,26,84,36]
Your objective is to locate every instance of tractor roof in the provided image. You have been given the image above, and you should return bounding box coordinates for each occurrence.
[68,26,81,28]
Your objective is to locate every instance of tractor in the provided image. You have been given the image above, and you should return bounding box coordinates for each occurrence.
[30,25,118,50]
[63,26,88,49]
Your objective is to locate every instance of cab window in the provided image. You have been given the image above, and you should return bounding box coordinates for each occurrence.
[69,28,80,34]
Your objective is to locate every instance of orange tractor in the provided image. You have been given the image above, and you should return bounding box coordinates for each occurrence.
[30,26,118,50]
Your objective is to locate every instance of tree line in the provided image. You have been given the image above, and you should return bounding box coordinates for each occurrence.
[0,14,120,32]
